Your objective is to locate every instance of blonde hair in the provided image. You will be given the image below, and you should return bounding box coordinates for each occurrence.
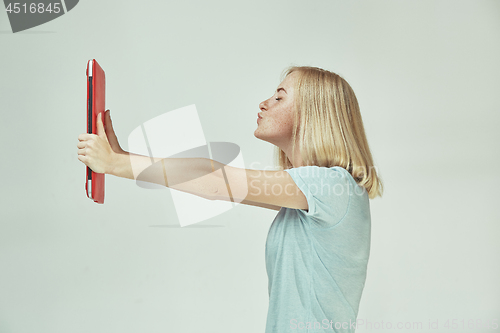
[274,66,384,199]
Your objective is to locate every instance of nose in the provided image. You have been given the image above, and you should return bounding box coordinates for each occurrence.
[259,99,267,111]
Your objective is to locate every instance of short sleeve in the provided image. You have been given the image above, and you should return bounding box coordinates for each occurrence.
[284,166,351,228]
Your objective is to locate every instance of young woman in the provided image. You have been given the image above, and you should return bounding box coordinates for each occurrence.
[77,66,383,332]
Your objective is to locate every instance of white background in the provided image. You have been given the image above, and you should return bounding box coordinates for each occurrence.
[0,0,499,332]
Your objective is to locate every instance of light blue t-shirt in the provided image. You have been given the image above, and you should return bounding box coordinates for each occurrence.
[265,166,371,333]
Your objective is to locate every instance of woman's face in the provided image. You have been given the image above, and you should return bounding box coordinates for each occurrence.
[254,71,298,148]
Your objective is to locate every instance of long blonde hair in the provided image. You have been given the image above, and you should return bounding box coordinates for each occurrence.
[274,66,384,199]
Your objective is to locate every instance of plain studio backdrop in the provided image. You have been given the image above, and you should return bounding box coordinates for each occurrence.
[1,0,499,332]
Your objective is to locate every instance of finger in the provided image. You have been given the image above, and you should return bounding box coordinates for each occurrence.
[77,154,87,163]
[77,141,86,149]
[96,112,108,141]
[104,111,114,132]
[78,133,92,141]
[103,110,121,151]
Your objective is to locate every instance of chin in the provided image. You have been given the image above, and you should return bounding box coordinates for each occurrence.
[254,128,275,144]
[254,131,267,142]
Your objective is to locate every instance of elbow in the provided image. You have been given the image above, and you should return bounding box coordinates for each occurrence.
[203,184,219,201]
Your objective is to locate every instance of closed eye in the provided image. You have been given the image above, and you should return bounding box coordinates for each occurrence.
[275,98,282,101]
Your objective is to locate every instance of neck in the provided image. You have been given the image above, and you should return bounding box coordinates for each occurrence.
[282,141,303,168]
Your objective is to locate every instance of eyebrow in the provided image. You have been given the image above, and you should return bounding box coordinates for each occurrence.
[277,87,287,94]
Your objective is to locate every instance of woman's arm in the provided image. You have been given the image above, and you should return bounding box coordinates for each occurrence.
[77,111,295,210]
[108,152,290,210]
[109,152,281,210]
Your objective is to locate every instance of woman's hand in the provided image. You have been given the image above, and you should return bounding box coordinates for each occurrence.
[77,110,119,174]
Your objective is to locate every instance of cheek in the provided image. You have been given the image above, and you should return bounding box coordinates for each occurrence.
[273,113,294,133]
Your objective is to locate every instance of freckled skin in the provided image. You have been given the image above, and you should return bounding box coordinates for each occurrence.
[254,71,303,167]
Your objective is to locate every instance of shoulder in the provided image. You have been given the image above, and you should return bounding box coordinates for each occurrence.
[284,165,368,228]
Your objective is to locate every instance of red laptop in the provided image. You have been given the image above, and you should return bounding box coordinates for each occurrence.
[85,59,105,204]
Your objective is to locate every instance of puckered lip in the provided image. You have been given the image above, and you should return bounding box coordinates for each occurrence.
[258,113,263,119]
